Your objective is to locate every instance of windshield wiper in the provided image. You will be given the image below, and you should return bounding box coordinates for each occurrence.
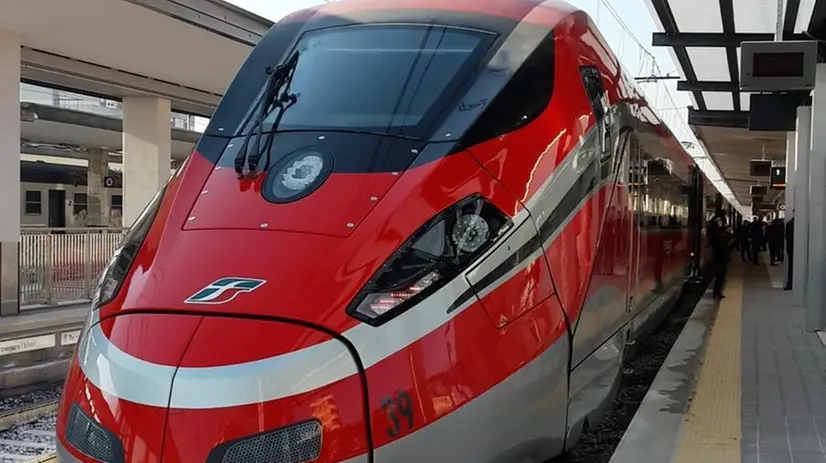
[234,50,300,179]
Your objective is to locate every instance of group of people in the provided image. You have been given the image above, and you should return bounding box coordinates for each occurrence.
[736,218,789,266]
[706,214,795,299]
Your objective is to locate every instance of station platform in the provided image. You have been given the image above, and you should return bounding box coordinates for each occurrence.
[0,303,87,394]
[610,258,826,463]
[0,303,87,343]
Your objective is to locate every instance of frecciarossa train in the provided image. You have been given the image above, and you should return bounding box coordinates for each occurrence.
[56,1,725,462]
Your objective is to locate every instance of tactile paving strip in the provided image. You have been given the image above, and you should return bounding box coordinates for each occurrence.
[671,261,743,463]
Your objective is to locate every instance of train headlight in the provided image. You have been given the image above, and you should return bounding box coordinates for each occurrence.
[91,186,166,310]
[451,213,490,254]
[263,149,333,203]
[345,194,511,326]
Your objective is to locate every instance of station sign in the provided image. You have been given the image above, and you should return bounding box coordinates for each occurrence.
[0,334,56,356]
[740,40,818,92]
[61,330,81,346]
[770,167,786,190]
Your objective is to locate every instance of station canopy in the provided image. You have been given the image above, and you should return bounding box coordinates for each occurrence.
[643,0,823,210]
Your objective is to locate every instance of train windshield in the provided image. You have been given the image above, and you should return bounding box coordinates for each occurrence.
[239,24,494,139]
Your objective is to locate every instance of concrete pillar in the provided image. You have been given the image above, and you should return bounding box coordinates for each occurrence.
[805,63,826,331]
[0,31,19,315]
[122,97,171,227]
[794,105,811,309]
[784,132,796,287]
[86,148,110,227]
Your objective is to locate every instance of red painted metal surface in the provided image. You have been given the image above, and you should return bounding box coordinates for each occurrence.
[55,1,719,461]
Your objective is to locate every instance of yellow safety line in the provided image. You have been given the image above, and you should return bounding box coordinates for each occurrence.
[26,454,56,463]
[671,260,743,463]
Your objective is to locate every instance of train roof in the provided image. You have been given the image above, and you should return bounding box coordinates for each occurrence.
[280,0,580,30]
[20,160,123,188]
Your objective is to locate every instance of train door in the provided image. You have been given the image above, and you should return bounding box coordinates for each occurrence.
[47,189,66,229]
[627,135,643,316]
[687,166,703,278]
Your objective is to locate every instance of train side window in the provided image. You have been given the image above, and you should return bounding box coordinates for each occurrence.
[73,193,87,216]
[24,191,41,215]
[580,66,613,164]
[459,34,555,147]
[579,66,607,121]
[112,195,123,214]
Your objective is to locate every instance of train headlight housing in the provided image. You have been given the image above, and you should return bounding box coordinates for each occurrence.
[91,186,166,310]
[263,149,333,204]
[346,194,511,326]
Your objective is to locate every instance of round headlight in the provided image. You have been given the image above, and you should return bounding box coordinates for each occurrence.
[263,149,333,203]
[451,213,490,254]
[281,154,325,191]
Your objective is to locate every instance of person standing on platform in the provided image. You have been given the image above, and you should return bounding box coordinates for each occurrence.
[785,215,794,291]
[708,214,731,299]
[768,218,784,265]
[777,218,785,262]
[738,219,752,263]
[750,217,765,265]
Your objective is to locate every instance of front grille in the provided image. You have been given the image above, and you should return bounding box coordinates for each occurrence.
[207,419,323,463]
[64,403,124,463]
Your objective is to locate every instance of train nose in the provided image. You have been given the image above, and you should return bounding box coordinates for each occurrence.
[57,313,371,463]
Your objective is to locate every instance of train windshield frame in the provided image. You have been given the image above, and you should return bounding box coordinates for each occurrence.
[233,23,497,140]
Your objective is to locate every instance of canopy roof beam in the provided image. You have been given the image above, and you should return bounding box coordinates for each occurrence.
[653,32,809,47]
[688,109,749,129]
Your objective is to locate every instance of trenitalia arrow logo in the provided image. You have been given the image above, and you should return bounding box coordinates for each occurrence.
[184,277,266,305]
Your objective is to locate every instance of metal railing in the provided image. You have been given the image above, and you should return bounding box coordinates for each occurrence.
[20,227,126,307]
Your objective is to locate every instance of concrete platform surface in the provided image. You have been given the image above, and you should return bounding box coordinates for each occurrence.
[609,259,826,463]
[0,304,88,342]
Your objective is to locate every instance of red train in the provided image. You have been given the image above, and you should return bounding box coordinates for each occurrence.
[55,0,726,461]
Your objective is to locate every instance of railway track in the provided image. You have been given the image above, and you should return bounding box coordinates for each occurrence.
[0,399,58,463]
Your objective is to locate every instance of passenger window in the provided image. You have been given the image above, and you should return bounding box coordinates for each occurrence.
[73,193,87,216]
[580,66,612,164]
[112,195,123,214]
[24,190,41,215]
[580,66,608,122]
[459,34,555,147]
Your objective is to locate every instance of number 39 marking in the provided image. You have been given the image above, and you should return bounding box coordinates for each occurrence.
[381,390,414,437]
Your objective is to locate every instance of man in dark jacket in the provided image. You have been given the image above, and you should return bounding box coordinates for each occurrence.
[785,216,794,290]
[708,214,731,299]
[750,217,765,265]
[768,218,784,265]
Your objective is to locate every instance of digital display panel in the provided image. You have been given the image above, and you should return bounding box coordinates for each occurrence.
[753,52,805,78]
[770,166,786,190]
[750,160,772,177]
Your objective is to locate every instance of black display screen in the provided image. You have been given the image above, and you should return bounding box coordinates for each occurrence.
[753,52,805,78]
[750,160,772,177]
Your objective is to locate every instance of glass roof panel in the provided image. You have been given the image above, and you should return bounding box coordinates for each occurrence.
[796,0,817,33]
[741,92,754,111]
[670,0,723,32]
[733,0,778,33]
[703,92,734,111]
[686,47,731,81]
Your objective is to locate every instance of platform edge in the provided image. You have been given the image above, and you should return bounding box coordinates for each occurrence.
[607,285,720,463]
